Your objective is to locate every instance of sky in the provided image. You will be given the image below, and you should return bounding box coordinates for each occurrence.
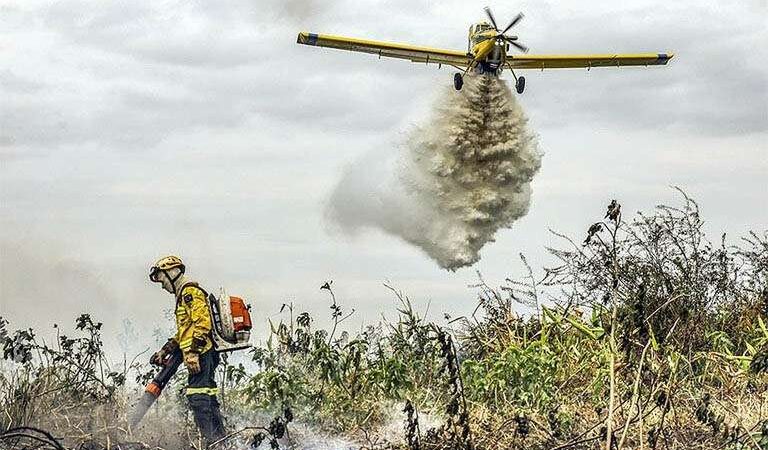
[1,0,766,355]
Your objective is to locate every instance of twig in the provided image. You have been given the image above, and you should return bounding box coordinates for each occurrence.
[207,426,271,448]
[617,340,651,449]
[606,303,618,450]
[0,426,65,450]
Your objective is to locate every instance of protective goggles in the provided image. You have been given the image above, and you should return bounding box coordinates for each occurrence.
[149,266,162,282]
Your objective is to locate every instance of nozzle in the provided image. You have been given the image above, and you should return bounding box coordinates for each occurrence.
[129,391,158,428]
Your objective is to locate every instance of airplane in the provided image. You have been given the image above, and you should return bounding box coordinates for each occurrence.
[297,7,673,93]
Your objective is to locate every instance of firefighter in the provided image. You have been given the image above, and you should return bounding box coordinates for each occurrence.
[149,255,225,444]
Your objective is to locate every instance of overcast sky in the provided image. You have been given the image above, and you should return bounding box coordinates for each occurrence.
[1,0,766,354]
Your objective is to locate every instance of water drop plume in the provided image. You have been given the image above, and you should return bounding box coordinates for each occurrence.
[328,75,542,270]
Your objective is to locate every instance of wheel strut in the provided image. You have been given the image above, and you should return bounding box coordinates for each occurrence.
[509,68,525,94]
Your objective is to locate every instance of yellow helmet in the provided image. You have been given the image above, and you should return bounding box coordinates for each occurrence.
[149,255,185,282]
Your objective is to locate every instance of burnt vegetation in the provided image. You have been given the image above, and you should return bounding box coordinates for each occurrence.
[2,190,767,449]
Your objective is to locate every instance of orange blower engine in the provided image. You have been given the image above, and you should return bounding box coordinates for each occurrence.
[208,288,253,352]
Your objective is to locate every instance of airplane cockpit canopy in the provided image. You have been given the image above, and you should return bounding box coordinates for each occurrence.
[470,22,493,35]
[469,22,494,48]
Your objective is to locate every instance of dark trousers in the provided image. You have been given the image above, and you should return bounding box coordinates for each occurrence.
[187,350,225,444]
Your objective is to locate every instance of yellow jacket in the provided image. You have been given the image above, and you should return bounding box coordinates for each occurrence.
[172,282,213,355]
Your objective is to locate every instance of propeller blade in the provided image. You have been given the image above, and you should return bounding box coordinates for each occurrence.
[484,6,499,30]
[501,12,524,35]
[509,40,529,53]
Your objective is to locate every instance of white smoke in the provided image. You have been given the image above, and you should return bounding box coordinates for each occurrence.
[327,75,542,270]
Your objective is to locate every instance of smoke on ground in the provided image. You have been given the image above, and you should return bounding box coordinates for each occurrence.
[327,75,542,270]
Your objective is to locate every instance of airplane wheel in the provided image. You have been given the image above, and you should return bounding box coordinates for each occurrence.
[454,73,464,91]
[516,76,526,94]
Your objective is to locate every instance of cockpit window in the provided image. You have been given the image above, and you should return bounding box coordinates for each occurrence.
[472,23,492,34]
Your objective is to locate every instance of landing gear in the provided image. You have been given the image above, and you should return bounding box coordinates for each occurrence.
[515,76,526,94]
[454,72,464,91]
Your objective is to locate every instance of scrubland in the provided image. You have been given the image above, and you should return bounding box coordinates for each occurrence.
[2,192,766,450]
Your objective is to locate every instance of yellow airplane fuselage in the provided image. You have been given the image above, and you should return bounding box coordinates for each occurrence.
[468,27,507,73]
[472,37,498,60]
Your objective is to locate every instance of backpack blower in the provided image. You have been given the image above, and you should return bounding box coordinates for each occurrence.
[129,288,252,428]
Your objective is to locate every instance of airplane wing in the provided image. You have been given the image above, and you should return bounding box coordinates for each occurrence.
[508,53,674,70]
[297,32,471,68]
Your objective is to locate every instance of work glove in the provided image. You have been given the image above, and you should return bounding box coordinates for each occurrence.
[189,335,208,354]
[185,352,201,375]
[150,339,178,366]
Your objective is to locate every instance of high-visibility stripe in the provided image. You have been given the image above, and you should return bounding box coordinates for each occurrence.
[186,387,219,396]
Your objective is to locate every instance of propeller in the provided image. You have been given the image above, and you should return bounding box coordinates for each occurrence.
[501,12,524,35]
[507,39,529,53]
[483,6,499,30]
[483,6,529,53]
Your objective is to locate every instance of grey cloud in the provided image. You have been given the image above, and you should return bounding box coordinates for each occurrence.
[2,0,432,151]
[40,1,326,68]
[0,70,44,94]
[0,0,763,176]
[278,0,323,22]
[519,3,767,135]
